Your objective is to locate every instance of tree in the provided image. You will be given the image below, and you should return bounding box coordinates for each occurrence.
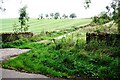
[38,14,43,19]
[85,0,120,33]
[84,0,91,9]
[69,13,77,19]
[50,13,54,18]
[109,0,120,33]
[38,15,40,20]
[0,0,6,11]
[40,14,43,19]
[45,14,49,18]
[54,12,60,19]
[99,12,110,20]
[92,12,111,25]
[18,6,29,32]
[62,14,68,19]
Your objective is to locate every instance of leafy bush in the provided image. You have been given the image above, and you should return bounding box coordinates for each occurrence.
[2,38,29,48]
[92,13,111,25]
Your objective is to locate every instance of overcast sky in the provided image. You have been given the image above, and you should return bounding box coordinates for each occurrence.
[0,0,112,18]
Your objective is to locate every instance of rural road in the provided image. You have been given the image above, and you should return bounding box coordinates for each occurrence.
[0,68,48,78]
[0,48,30,62]
[0,48,48,78]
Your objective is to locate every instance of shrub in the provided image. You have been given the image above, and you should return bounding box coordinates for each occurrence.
[2,38,29,48]
[92,13,111,25]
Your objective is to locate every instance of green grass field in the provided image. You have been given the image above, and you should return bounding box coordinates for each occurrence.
[1,18,119,78]
[0,18,91,33]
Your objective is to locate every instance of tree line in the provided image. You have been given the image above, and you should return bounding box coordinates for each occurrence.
[38,12,77,20]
